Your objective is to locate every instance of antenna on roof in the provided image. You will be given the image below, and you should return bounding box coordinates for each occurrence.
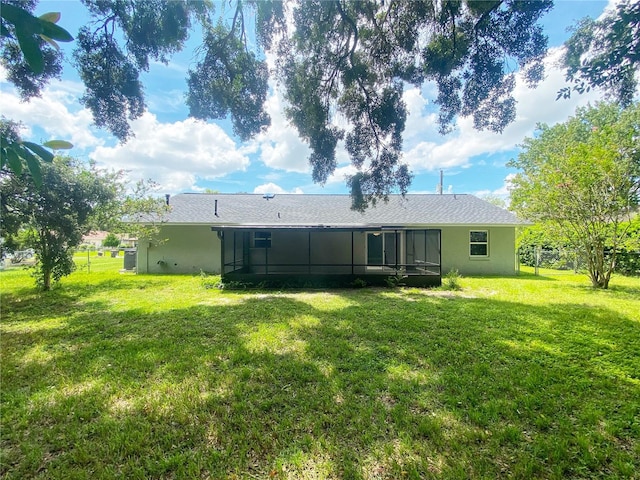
[263,193,275,200]
[437,170,443,195]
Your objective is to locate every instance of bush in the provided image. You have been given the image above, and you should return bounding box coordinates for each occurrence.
[614,250,640,276]
[384,274,404,288]
[442,269,461,290]
[102,233,120,248]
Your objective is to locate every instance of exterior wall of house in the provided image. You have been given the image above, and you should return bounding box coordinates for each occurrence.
[136,225,221,274]
[136,225,516,277]
[439,226,517,276]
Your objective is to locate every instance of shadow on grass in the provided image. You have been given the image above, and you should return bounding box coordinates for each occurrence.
[2,287,639,479]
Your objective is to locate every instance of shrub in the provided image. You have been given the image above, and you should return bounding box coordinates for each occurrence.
[351,278,367,288]
[102,233,120,248]
[443,269,461,290]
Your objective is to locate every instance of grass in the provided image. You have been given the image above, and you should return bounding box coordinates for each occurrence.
[1,255,639,479]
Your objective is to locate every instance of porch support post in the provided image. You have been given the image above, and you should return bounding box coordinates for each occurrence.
[265,238,268,275]
[424,229,427,264]
[220,230,225,275]
[438,229,442,277]
[395,229,399,271]
[308,230,311,274]
[351,231,354,275]
[232,230,236,273]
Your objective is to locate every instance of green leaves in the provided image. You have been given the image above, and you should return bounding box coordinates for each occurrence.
[73,0,201,141]
[1,119,73,186]
[509,102,640,288]
[561,0,640,106]
[186,24,271,141]
[0,2,73,75]
[0,156,121,289]
[43,140,73,150]
[274,0,552,206]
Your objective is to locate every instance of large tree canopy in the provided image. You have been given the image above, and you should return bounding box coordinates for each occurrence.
[509,102,640,289]
[2,0,553,208]
[560,0,640,108]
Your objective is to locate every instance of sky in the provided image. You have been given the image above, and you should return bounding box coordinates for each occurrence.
[0,0,615,199]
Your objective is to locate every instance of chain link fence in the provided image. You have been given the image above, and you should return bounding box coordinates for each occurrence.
[518,246,640,276]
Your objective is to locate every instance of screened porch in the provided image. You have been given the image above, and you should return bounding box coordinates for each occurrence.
[213,227,441,287]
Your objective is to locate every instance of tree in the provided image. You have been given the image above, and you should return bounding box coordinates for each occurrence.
[102,232,120,248]
[559,0,640,107]
[113,178,170,244]
[0,2,74,182]
[0,156,121,290]
[3,0,553,209]
[479,193,507,209]
[509,102,640,289]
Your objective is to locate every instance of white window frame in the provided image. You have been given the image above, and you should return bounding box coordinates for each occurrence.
[469,230,489,257]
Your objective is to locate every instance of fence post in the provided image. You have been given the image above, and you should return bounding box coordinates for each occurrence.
[534,245,540,276]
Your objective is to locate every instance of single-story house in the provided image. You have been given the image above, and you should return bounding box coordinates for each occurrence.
[82,231,136,248]
[136,193,525,286]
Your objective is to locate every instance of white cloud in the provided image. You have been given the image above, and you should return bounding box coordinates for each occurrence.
[90,113,249,192]
[474,173,517,199]
[403,86,438,145]
[146,89,188,114]
[403,47,605,173]
[0,80,103,149]
[325,164,359,185]
[253,182,303,194]
[253,88,311,173]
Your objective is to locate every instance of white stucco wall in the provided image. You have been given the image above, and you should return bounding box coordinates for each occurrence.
[136,225,221,274]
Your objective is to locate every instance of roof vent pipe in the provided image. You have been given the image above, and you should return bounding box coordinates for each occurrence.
[437,170,443,195]
[165,194,170,205]
[214,199,218,216]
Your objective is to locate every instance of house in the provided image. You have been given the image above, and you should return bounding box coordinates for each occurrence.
[135,193,525,286]
[82,230,110,248]
[82,231,137,248]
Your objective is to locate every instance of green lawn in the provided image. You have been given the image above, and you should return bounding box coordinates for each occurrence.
[1,256,639,479]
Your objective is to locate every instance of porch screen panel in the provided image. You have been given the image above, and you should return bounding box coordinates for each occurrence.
[425,230,440,266]
[311,231,352,274]
[424,230,441,275]
[384,232,397,266]
[406,230,440,275]
[222,230,245,274]
[409,231,427,263]
[367,234,383,265]
[269,230,308,273]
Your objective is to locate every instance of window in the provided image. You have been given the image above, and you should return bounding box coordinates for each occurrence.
[252,231,271,248]
[469,230,488,257]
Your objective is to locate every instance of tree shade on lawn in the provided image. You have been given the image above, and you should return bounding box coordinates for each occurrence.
[1,258,639,478]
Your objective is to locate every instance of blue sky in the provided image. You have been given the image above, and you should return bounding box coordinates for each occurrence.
[0,0,613,198]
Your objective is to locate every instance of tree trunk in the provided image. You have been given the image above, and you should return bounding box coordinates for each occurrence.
[42,267,51,291]
[586,243,609,289]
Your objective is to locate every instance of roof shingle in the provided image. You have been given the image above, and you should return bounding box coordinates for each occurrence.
[160,193,524,227]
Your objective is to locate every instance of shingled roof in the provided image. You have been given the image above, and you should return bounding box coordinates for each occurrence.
[160,193,524,227]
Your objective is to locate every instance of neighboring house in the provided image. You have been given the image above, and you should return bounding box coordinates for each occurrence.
[82,231,136,248]
[136,193,526,286]
[82,231,109,247]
